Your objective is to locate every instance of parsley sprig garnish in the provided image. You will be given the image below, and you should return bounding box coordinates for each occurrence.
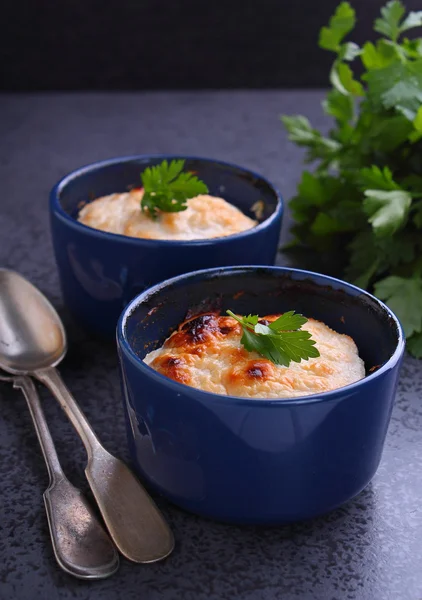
[140,159,209,219]
[226,310,320,367]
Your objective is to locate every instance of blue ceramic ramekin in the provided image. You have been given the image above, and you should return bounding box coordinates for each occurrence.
[117,266,405,525]
[49,155,282,337]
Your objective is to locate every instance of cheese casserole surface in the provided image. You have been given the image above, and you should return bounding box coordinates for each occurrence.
[144,313,365,398]
[78,189,256,240]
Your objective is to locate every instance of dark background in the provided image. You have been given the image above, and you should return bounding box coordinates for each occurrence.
[2,0,420,91]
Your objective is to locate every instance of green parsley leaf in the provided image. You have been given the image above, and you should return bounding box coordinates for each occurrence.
[368,115,414,152]
[402,37,422,58]
[140,159,208,219]
[374,275,422,337]
[280,115,315,144]
[288,173,345,223]
[296,172,327,207]
[345,231,381,289]
[382,63,422,120]
[339,42,361,62]
[331,62,364,96]
[413,202,422,227]
[323,89,354,123]
[359,165,399,191]
[413,106,422,130]
[268,311,308,331]
[241,314,259,327]
[361,40,398,69]
[346,230,420,288]
[226,310,320,367]
[399,11,422,35]
[366,60,422,120]
[281,116,340,151]
[409,105,422,142]
[380,233,419,266]
[281,116,341,169]
[374,1,405,42]
[407,331,422,358]
[319,2,356,52]
[295,172,342,207]
[363,188,412,237]
[310,212,349,235]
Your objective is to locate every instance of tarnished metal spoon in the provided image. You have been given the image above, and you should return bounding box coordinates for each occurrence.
[0,269,174,563]
[0,371,119,579]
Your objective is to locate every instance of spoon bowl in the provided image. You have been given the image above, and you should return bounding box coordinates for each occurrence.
[0,270,66,372]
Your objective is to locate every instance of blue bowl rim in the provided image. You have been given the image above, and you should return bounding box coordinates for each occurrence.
[49,154,283,247]
[117,265,405,407]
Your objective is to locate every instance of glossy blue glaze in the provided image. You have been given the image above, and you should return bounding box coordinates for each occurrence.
[49,156,282,337]
[117,266,405,524]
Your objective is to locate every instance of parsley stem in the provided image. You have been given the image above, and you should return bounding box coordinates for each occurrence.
[226,310,255,333]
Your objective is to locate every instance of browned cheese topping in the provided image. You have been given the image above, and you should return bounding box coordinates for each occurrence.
[78,190,256,240]
[144,313,365,398]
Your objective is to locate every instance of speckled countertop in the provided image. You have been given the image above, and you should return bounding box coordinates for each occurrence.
[1,91,422,600]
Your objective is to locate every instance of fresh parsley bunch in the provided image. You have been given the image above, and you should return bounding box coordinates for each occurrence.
[141,159,208,219]
[282,1,422,357]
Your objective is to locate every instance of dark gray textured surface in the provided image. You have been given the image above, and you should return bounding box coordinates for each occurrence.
[1,91,422,600]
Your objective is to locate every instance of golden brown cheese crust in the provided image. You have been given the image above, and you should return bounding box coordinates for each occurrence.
[77,189,256,240]
[144,313,366,399]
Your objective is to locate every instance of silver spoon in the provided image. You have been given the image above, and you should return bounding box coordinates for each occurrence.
[0,269,174,563]
[0,371,119,579]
